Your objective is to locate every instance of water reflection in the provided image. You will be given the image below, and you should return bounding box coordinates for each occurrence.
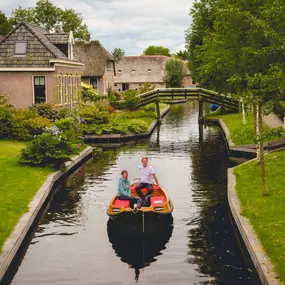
[107,215,173,282]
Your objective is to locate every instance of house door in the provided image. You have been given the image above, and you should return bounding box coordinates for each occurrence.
[34,76,46,104]
[122,83,129,91]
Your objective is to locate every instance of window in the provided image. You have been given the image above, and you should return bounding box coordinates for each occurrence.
[58,74,63,104]
[33,76,46,104]
[107,61,112,70]
[15,42,27,55]
[131,69,135,75]
[148,69,152,74]
[117,70,122,75]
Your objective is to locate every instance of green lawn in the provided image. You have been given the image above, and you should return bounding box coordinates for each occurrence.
[0,140,52,253]
[234,151,285,284]
[210,112,282,145]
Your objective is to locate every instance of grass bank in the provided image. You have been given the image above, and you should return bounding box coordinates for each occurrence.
[234,151,285,284]
[0,140,52,253]
[208,111,282,145]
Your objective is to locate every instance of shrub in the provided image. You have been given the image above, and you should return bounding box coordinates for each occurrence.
[77,102,110,124]
[138,82,156,94]
[54,116,83,143]
[11,109,52,141]
[142,103,156,112]
[30,103,61,121]
[107,90,117,105]
[126,119,148,133]
[0,95,14,138]
[19,127,77,169]
[81,82,100,102]
[119,89,141,110]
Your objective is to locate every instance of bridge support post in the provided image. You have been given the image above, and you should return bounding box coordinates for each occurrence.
[198,97,204,124]
[155,100,161,125]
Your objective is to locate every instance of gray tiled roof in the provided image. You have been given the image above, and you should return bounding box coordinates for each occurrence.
[25,23,67,59]
[45,33,69,44]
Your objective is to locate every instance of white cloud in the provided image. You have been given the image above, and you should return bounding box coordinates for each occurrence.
[1,0,194,55]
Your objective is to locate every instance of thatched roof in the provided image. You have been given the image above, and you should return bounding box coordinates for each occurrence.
[114,56,170,84]
[74,40,115,77]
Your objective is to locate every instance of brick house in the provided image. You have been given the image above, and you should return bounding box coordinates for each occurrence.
[74,33,116,94]
[114,56,195,91]
[0,22,84,109]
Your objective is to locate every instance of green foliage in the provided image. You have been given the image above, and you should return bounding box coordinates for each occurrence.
[77,102,110,124]
[174,50,189,61]
[142,103,156,112]
[19,129,77,169]
[10,0,88,39]
[275,101,285,118]
[81,82,100,102]
[0,11,12,36]
[126,119,148,133]
[0,95,14,138]
[107,90,117,104]
[138,82,156,94]
[164,58,185,88]
[11,109,52,141]
[29,103,61,121]
[120,89,140,110]
[112,48,125,64]
[143,45,171,57]
[54,116,83,143]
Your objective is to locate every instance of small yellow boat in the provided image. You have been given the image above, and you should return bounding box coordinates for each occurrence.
[107,184,173,217]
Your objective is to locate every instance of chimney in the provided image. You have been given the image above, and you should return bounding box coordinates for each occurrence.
[84,31,91,43]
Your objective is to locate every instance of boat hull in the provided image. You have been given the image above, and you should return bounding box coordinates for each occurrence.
[106,184,173,217]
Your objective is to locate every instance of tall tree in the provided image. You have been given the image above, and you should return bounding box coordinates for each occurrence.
[187,0,285,195]
[10,6,35,26]
[9,0,88,39]
[0,11,12,36]
[164,59,185,88]
[174,50,189,61]
[143,45,171,57]
[112,48,125,64]
[60,8,88,39]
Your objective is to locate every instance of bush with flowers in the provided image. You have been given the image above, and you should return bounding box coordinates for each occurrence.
[19,125,80,169]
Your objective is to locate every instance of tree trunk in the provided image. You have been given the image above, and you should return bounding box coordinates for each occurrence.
[257,102,269,196]
[241,99,246,125]
[256,102,261,164]
[253,102,257,136]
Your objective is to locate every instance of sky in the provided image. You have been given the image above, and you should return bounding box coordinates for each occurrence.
[0,0,194,55]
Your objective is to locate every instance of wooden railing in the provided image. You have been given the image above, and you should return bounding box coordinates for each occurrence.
[137,87,239,110]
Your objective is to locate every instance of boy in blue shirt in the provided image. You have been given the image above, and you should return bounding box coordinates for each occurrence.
[118,170,142,208]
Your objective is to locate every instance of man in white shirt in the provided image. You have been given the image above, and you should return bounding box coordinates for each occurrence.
[135,157,160,199]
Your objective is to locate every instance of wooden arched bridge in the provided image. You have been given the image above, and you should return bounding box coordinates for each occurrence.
[135,87,239,123]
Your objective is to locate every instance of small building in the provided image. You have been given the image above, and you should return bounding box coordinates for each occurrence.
[0,22,83,109]
[74,33,116,94]
[114,56,169,91]
[114,56,195,91]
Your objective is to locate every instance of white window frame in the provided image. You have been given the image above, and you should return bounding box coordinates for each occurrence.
[32,75,47,104]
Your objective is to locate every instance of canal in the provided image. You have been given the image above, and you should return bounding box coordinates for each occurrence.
[5,101,260,284]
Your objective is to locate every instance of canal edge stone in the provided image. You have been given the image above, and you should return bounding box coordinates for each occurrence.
[227,167,280,285]
[0,146,93,281]
[83,105,170,142]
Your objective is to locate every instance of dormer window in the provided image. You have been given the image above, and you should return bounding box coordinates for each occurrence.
[131,69,135,75]
[15,42,27,56]
[117,70,122,75]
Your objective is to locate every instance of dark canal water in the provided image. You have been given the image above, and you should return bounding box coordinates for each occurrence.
[5,101,261,285]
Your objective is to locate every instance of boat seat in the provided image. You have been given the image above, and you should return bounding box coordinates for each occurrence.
[130,184,160,195]
[113,199,130,208]
[150,196,166,206]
